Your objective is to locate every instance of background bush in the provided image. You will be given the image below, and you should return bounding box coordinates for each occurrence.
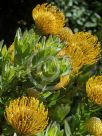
[47,0,102,33]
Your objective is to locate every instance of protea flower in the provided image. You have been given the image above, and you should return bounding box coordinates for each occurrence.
[68,32,101,65]
[86,75,102,105]
[5,96,48,136]
[32,3,65,35]
[86,117,102,136]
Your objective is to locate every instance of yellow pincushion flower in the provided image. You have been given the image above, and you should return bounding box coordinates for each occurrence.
[57,44,84,74]
[69,32,101,65]
[86,76,102,105]
[32,3,65,35]
[5,96,48,136]
[58,27,73,42]
[86,117,102,136]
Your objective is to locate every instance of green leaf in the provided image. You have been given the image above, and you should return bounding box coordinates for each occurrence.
[41,91,52,99]
[0,40,4,51]
[47,91,60,107]
[2,46,7,57]
[14,28,40,65]
[53,104,70,121]
[64,120,72,136]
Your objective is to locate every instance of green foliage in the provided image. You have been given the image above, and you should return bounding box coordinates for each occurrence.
[0,28,72,104]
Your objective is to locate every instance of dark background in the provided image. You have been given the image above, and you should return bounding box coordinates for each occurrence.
[0,0,46,46]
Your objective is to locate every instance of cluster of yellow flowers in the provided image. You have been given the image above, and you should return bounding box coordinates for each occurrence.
[35,3,102,135]
[32,3,101,71]
[8,3,101,90]
[32,3,101,91]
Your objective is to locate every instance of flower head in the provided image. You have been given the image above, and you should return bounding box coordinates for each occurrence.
[57,44,84,74]
[86,75,102,105]
[69,32,101,65]
[58,27,73,42]
[32,3,65,35]
[86,117,102,136]
[5,96,48,135]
